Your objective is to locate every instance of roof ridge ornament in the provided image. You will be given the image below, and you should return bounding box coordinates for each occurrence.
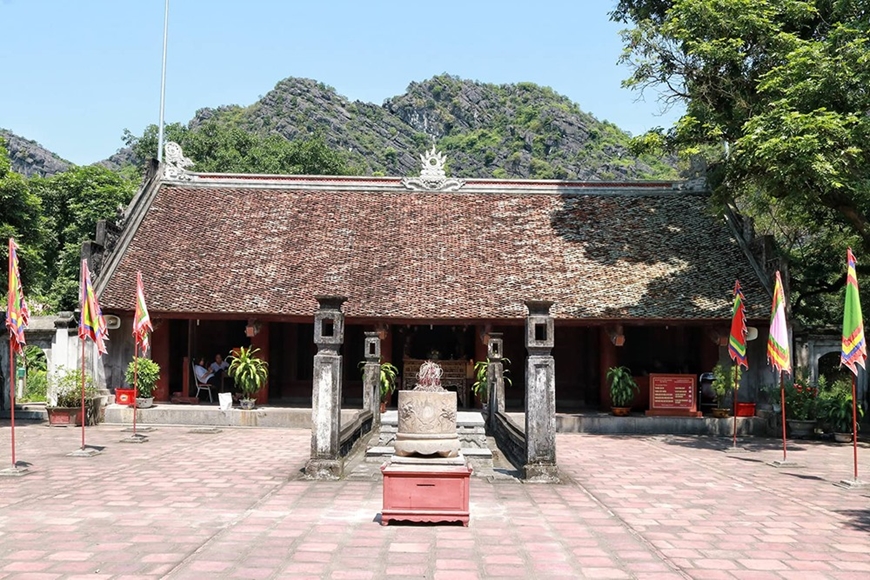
[401,146,465,192]
[162,142,195,181]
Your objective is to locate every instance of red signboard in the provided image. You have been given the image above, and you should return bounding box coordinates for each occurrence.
[648,373,697,414]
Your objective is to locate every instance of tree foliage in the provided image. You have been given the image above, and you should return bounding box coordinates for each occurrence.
[0,138,46,298]
[29,165,137,310]
[613,0,870,325]
[123,120,351,176]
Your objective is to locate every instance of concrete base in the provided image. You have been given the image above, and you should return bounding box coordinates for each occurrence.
[0,466,31,477]
[122,426,156,433]
[67,447,103,457]
[834,478,869,489]
[523,462,559,482]
[305,458,342,480]
[551,412,766,436]
[104,404,363,429]
[767,459,804,468]
[723,445,749,454]
[119,434,148,444]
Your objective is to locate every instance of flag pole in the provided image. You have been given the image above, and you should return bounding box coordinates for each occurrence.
[80,334,86,450]
[157,0,169,163]
[133,343,139,436]
[732,364,738,448]
[780,372,787,461]
[852,374,859,480]
[8,340,16,468]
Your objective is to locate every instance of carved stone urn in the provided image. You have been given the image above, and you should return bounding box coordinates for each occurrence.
[393,361,460,458]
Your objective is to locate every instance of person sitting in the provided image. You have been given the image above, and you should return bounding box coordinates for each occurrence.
[193,357,216,386]
[209,353,230,389]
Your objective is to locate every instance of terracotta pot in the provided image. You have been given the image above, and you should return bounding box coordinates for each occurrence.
[834,432,853,443]
[47,407,82,426]
[712,408,730,418]
[611,406,631,417]
[787,419,816,439]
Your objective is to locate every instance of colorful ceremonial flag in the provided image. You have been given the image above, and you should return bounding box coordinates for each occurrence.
[729,280,748,370]
[133,271,153,353]
[841,248,866,375]
[767,271,791,375]
[79,259,107,355]
[6,238,30,356]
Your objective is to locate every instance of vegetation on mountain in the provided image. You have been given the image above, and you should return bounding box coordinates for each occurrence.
[1,138,136,311]
[0,129,71,178]
[120,75,678,181]
[613,0,870,325]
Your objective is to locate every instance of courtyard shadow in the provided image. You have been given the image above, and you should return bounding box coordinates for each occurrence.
[834,509,870,533]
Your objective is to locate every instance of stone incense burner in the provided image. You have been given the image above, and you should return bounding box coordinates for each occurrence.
[393,361,460,458]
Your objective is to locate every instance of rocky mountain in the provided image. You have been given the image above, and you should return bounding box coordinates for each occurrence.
[192,75,677,180]
[6,75,678,181]
[0,129,72,177]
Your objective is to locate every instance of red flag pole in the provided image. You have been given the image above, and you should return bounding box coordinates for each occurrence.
[852,374,859,480]
[80,336,86,450]
[780,372,788,461]
[133,343,139,436]
[732,365,738,447]
[8,340,16,468]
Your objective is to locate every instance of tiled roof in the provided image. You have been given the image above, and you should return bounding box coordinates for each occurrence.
[99,181,770,321]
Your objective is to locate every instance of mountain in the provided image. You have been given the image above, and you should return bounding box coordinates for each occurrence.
[190,75,677,180]
[0,129,72,177]
[6,75,678,181]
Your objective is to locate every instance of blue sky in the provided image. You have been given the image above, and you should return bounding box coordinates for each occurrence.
[1,0,683,166]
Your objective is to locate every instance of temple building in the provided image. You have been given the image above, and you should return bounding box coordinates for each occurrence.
[92,144,774,411]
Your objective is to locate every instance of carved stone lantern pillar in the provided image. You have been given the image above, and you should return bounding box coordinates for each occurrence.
[487,333,505,423]
[524,300,558,481]
[305,295,347,480]
[363,331,381,425]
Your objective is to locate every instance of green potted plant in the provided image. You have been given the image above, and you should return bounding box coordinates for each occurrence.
[228,346,269,409]
[124,357,160,408]
[471,358,512,408]
[606,366,638,416]
[378,362,399,412]
[783,376,819,438]
[711,363,741,418]
[819,378,863,442]
[46,367,97,426]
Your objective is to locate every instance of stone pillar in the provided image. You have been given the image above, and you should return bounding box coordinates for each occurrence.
[524,300,558,482]
[305,295,347,480]
[487,333,505,425]
[363,331,381,425]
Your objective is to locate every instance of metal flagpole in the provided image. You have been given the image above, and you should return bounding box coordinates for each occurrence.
[732,364,738,448]
[780,372,787,461]
[9,341,16,468]
[157,0,169,162]
[852,374,859,480]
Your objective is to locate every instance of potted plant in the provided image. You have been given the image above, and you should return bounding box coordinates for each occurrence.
[783,376,819,438]
[606,366,638,416]
[46,367,97,426]
[471,358,512,409]
[228,346,269,409]
[711,362,741,418]
[124,357,160,408]
[378,362,399,413]
[819,378,863,442]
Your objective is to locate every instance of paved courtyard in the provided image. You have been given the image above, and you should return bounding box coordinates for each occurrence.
[0,421,869,579]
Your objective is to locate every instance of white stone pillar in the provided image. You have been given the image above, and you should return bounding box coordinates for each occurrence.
[305,295,347,480]
[524,300,558,482]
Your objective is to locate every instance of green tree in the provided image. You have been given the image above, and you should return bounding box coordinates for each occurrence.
[613,0,870,325]
[30,165,137,309]
[0,138,46,298]
[124,120,350,176]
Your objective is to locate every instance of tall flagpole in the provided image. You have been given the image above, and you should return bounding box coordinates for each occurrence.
[157,0,169,162]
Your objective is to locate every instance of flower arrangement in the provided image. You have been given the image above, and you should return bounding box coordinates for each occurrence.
[783,378,818,421]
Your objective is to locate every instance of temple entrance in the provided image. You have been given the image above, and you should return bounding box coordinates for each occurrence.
[390,325,476,408]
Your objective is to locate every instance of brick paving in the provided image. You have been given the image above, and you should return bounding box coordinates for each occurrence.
[0,422,869,579]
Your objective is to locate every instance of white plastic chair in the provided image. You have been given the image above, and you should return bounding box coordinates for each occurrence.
[192,363,214,403]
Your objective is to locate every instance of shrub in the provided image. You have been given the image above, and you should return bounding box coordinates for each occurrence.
[124,357,160,398]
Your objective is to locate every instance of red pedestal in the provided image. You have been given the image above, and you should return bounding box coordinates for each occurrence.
[381,459,472,526]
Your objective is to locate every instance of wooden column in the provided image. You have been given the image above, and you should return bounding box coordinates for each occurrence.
[251,322,270,405]
[152,320,171,401]
[599,327,617,409]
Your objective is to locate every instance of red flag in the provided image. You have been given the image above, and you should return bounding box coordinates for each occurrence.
[79,259,107,355]
[728,280,748,369]
[132,271,153,353]
[6,238,30,356]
